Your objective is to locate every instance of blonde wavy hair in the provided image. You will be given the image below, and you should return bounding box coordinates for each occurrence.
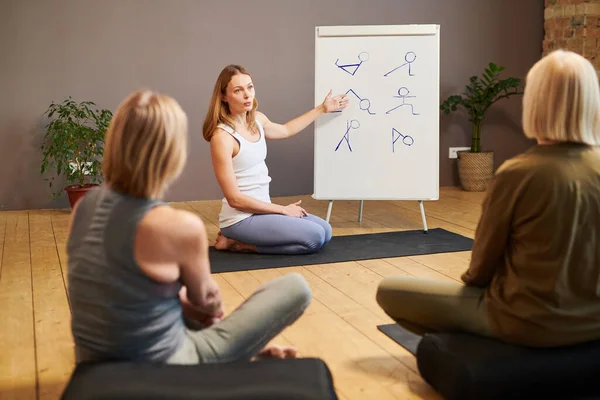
[523,50,600,145]
[102,90,188,199]
[202,65,258,142]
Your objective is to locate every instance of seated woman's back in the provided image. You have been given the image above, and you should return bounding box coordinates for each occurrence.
[68,185,185,362]
[472,143,600,346]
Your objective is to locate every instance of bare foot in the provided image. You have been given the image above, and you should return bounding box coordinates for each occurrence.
[215,232,257,253]
[215,231,236,250]
[257,344,298,359]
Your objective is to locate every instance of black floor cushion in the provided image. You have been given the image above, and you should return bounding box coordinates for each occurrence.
[61,357,338,400]
[416,332,600,400]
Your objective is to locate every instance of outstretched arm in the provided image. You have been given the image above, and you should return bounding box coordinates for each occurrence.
[259,90,349,140]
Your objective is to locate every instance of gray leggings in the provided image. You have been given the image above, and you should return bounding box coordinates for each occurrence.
[221,214,333,255]
[167,273,311,364]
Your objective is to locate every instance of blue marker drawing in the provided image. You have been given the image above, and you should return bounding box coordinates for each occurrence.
[335,52,369,76]
[386,87,419,115]
[392,128,414,152]
[333,89,375,115]
[384,51,416,77]
[335,119,360,152]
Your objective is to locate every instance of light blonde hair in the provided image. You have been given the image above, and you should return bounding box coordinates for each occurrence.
[102,90,188,199]
[202,65,258,142]
[523,50,600,145]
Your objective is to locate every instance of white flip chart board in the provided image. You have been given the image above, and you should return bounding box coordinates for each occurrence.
[313,24,440,201]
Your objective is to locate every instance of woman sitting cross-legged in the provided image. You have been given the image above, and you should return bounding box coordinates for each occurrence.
[376,50,600,348]
[67,90,311,365]
[203,64,349,255]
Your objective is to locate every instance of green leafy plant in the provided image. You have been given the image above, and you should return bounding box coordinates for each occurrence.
[40,97,113,199]
[440,63,523,152]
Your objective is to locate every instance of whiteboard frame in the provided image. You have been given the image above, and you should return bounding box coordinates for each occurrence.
[313,24,440,201]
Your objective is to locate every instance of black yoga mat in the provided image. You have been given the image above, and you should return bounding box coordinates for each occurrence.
[377,324,423,356]
[208,228,473,273]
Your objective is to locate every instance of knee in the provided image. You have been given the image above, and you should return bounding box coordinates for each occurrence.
[302,228,326,254]
[281,272,312,310]
[376,277,403,314]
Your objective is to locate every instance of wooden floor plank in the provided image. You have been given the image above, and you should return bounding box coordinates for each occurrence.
[29,213,74,400]
[185,200,222,227]
[50,213,70,294]
[441,186,487,205]
[0,212,36,400]
[390,198,480,233]
[0,213,7,280]
[408,251,472,282]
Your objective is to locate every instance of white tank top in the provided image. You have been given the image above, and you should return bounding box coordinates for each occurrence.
[217,120,272,228]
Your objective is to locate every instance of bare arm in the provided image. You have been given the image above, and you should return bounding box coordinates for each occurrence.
[135,207,223,316]
[210,130,306,217]
[259,90,349,140]
[176,213,223,315]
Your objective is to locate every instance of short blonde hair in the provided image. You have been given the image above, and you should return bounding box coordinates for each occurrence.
[523,50,600,145]
[102,90,188,199]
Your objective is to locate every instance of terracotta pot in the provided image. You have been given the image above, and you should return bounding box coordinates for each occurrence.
[457,151,494,192]
[64,184,98,209]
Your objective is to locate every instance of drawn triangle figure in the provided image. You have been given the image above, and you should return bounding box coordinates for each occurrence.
[335,52,369,76]
[337,63,360,76]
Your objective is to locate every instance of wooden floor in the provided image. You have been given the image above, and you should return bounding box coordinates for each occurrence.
[0,187,486,400]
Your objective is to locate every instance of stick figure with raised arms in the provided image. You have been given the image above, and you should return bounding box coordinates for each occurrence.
[386,87,419,115]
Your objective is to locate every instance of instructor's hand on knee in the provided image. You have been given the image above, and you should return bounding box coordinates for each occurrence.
[282,200,308,218]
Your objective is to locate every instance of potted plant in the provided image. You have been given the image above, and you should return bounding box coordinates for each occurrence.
[440,63,523,191]
[40,97,113,208]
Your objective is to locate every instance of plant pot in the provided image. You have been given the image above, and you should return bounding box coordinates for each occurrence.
[64,184,98,209]
[457,151,494,192]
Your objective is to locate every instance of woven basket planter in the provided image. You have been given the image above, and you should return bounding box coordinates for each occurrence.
[457,151,494,192]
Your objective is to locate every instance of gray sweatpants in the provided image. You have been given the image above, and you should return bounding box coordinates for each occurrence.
[221,214,333,255]
[166,272,311,364]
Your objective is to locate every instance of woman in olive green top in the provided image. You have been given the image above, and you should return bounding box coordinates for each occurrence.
[376,49,600,347]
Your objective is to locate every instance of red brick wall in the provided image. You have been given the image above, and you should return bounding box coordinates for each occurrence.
[544,0,600,70]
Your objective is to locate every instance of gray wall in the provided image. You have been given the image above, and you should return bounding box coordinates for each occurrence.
[0,0,543,210]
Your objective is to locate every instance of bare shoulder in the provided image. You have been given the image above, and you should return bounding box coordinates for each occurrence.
[210,127,235,147]
[138,206,207,255]
[134,206,207,283]
[255,111,270,125]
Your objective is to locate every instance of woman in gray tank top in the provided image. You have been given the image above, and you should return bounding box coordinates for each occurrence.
[67,90,311,365]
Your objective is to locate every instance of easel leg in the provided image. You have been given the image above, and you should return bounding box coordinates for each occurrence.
[358,200,364,222]
[419,200,429,234]
[326,200,334,223]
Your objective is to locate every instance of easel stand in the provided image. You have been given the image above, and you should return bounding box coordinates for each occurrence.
[325,200,429,233]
